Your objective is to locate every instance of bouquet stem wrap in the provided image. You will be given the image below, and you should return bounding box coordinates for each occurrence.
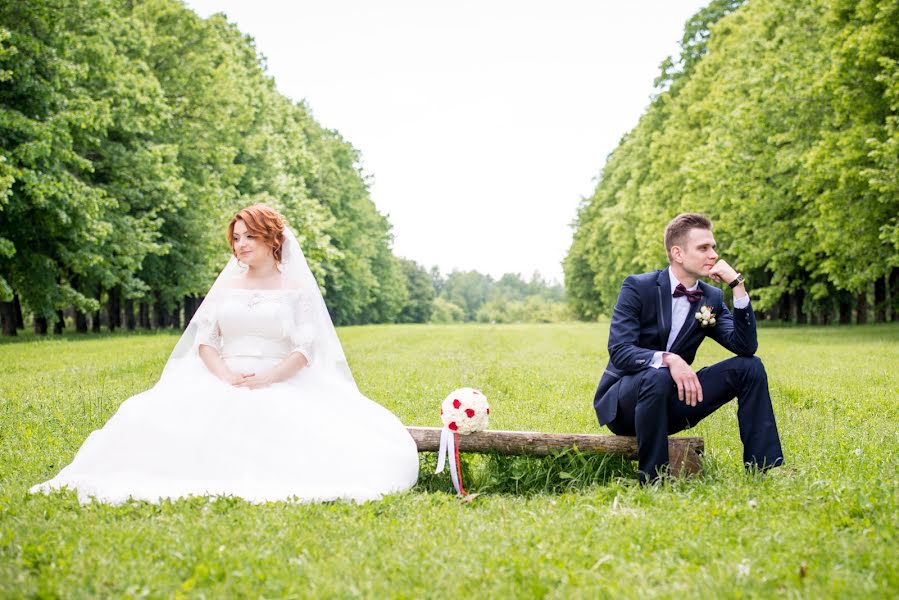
[435,427,467,496]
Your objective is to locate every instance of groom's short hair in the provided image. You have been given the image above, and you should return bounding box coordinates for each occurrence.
[665,213,712,260]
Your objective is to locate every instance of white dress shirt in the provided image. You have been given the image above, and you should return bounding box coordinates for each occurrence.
[651,267,749,368]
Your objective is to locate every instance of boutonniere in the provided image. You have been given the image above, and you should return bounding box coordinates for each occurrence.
[695,305,717,327]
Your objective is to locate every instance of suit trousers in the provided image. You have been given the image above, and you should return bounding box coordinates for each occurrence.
[605,355,784,483]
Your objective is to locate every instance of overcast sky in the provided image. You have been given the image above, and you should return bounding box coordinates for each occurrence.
[185,0,709,282]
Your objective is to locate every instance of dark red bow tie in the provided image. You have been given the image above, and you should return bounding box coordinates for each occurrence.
[673,283,702,303]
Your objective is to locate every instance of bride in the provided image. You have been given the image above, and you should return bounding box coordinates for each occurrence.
[31,205,420,504]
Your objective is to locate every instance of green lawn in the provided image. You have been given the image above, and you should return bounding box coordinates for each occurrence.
[1,323,897,597]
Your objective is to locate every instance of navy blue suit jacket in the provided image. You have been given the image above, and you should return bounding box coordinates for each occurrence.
[594,269,758,426]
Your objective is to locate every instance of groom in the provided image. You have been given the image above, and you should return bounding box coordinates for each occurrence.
[593,213,783,483]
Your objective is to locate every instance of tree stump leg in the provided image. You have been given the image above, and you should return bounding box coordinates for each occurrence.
[668,439,703,477]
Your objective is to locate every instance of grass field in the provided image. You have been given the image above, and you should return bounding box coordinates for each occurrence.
[1,323,897,597]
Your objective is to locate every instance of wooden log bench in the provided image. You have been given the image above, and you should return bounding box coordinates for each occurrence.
[406,427,704,477]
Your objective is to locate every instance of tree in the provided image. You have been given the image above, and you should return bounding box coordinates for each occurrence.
[0,0,121,330]
[430,297,465,323]
[0,0,424,334]
[440,270,492,321]
[565,0,899,323]
[397,258,435,323]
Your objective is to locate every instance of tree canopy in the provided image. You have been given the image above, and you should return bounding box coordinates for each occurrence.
[0,0,415,333]
[565,0,898,324]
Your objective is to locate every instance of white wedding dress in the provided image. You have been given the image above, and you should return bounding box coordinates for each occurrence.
[31,285,420,504]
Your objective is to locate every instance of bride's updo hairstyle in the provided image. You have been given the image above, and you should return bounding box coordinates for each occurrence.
[228,204,286,262]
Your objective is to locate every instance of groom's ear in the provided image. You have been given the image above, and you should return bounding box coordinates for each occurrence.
[669,245,683,264]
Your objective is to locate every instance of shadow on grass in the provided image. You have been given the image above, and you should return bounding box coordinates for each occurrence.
[415,449,639,496]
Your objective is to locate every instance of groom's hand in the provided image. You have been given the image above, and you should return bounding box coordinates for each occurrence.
[708,259,738,286]
[709,259,747,299]
[663,353,703,407]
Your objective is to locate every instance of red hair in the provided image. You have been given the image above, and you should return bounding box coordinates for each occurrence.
[228,204,286,262]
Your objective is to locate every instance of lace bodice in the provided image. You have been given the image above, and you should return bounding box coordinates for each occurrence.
[197,288,315,363]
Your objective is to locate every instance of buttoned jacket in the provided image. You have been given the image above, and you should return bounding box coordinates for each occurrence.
[594,268,758,425]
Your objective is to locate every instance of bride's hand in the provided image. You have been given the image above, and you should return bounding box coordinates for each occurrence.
[224,371,255,386]
[234,372,274,390]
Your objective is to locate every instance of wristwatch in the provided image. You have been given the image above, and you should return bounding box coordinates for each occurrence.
[728,273,745,289]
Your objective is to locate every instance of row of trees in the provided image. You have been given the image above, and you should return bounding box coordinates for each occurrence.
[0,0,414,336]
[429,270,567,324]
[566,0,898,324]
[355,261,569,325]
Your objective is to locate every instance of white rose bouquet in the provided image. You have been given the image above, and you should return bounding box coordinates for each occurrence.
[435,388,490,495]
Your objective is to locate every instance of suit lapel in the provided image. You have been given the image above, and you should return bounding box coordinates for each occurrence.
[670,282,706,354]
[656,269,671,350]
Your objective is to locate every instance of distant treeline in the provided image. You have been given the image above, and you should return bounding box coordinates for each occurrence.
[428,269,567,324]
[0,0,429,336]
[565,0,898,324]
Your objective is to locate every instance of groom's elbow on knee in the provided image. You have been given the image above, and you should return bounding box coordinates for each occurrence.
[737,339,758,356]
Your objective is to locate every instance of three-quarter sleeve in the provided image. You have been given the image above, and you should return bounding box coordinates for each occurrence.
[289,290,316,364]
[196,312,222,354]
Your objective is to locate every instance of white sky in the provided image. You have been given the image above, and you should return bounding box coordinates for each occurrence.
[185,0,708,282]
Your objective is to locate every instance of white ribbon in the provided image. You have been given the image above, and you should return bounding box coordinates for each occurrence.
[435,426,449,473]
[435,427,463,495]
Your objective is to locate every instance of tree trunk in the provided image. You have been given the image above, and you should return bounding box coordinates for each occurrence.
[856,292,867,325]
[171,305,180,330]
[13,294,24,330]
[153,292,169,328]
[92,285,103,333]
[54,310,65,334]
[0,301,17,336]
[874,277,886,324]
[184,296,201,325]
[139,302,151,329]
[75,310,89,333]
[108,286,121,331]
[125,298,136,331]
[788,292,801,325]
[771,294,785,322]
[407,427,705,477]
[34,316,48,335]
[802,294,812,324]
[839,292,852,324]
[866,281,876,324]
[888,269,896,323]
[819,301,832,326]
